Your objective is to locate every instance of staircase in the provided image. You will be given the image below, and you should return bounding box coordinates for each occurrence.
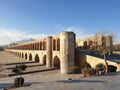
[0,51,60,77]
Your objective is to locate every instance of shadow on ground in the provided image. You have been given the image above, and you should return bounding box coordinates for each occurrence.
[56,79,106,83]
[0,83,13,89]
[0,82,42,89]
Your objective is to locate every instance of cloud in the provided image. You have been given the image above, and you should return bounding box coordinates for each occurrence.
[0,28,48,45]
[64,26,93,39]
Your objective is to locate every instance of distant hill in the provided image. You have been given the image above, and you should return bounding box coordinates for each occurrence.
[9,38,35,46]
[0,38,35,48]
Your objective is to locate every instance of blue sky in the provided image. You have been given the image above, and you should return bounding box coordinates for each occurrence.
[0,0,120,45]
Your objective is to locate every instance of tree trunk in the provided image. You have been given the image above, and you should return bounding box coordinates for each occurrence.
[104,54,108,74]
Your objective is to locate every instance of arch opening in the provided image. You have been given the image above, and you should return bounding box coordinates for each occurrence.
[29,53,32,61]
[108,65,117,72]
[22,53,24,58]
[43,55,46,65]
[53,56,60,68]
[25,53,27,59]
[35,54,40,62]
[83,41,87,49]
[53,39,56,50]
[89,41,93,47]
[40,42,42,50]
[43,41,46,50]
[57,39,60,51]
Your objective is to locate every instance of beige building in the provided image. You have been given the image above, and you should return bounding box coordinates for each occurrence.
[5,31,120,74]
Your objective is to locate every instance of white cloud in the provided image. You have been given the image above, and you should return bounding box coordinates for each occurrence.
[1,27,119,46]
[0,28,48,45]
[64,26,93,39]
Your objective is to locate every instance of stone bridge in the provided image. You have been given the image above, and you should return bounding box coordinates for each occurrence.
[5,31,120,74]
[5,32,75,74]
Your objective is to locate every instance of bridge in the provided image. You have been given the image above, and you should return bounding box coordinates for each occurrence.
[5,31,120,74]
[5,32,75,74]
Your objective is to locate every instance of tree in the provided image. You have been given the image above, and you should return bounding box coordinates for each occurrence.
[12,64,27,87]
[94,30,114,73]
[97,45,108,73]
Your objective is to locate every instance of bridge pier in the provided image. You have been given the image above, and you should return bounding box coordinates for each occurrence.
[60,32,75,74]
[46,36,52,67]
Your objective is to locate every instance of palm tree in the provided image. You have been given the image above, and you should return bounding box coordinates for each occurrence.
[12,64,27,87]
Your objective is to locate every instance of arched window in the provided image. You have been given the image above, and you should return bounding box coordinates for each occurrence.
[53,39,56,50]
[40,42,42,50]
[57,39,60,51]
[83,41,87,49]
[43,41,46,50]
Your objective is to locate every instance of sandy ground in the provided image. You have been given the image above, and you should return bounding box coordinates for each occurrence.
[0,51,120,90]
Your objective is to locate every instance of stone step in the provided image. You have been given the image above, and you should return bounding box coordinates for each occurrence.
[5,62,44,69]
[5,61,36,65]
[1,62,59,76]
[9,68,58,76]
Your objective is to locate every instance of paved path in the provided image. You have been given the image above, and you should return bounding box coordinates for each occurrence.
[0,51,120,90]
[0,72,120,90]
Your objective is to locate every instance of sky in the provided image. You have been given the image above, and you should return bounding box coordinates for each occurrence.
[0,0,120,45]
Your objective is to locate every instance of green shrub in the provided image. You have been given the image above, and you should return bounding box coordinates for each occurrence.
[96,63,105,70]
[14,77,24,87]
[95,63,105,75]
[84,62,91,68]
[81,68,97,77]
[12,64,27,87]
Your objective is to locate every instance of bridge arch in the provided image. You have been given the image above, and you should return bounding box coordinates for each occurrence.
[89,40,93,47]
[25,53,27,59]
[53,56,60,68]
[57,38,60,51]
[35,54,40,62]
[83,41,88,49]
[40,42,42,50]
[43,41,46,50]
[53,39,56,50]
[29,53,32,61]
[108,65,117,72]
[43,55,46,65]
[22,52,24,58]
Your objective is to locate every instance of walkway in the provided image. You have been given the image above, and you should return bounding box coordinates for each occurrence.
[0,51,120,90]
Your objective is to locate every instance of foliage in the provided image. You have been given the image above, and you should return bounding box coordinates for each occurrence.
[96,45,108,73]
[81,68,97,77]
[97,45,107,55]
[84,62,91,68]
[96,63,105,70]
[12,64,27,75]
[12,64,27,87]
